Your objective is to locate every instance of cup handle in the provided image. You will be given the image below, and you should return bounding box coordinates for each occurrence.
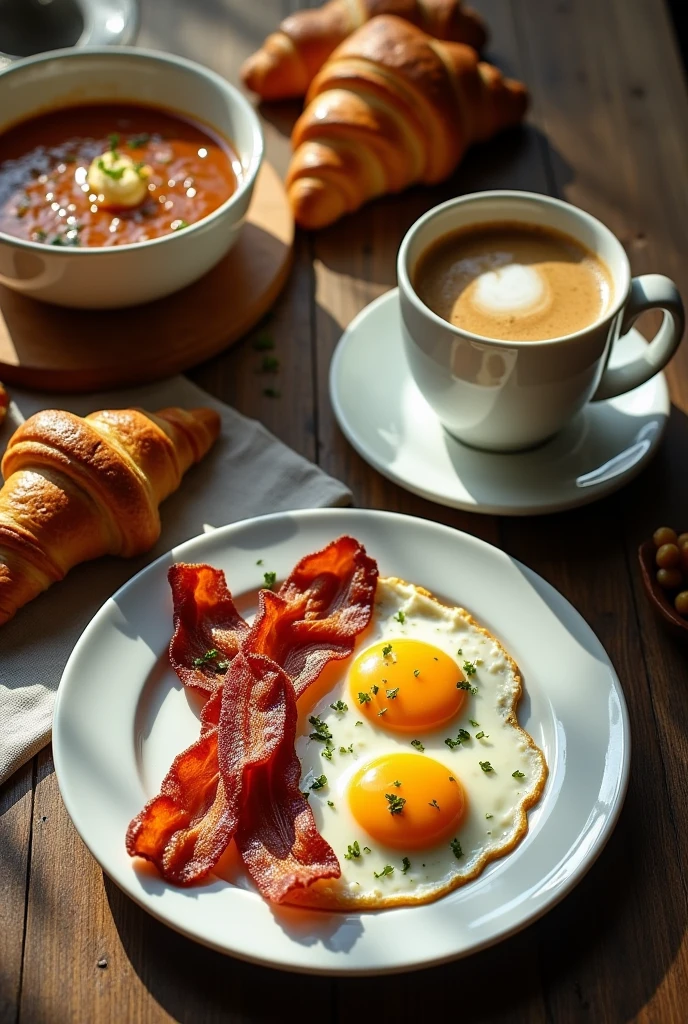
[592,274,684,401]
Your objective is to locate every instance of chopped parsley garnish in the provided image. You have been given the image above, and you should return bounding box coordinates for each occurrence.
[172,219,190,231]
[374,864,394,879]
[394,610,406,624]
[263,387,281,398]
[108,132,120,153]
[512,770,525,779]
[450,838,463,859]
[458,729,470,741]
[355,720,363,726]
[358,692,371,704]
[411,739,425,752]
[401,857,411,874]
[448,776,455,782]
[456,681,478,694]
[476,731,486,740]
[363,846,371,854]
[385,793,406,815]
[463,660,477,676]
[263,570,277,588]
[445,729,470,750]
[445,737,461,750]
[371,684,379,695]
[485,813,493,819]
[479,761,494,773]
[97,158,126,181]
[393,780,402,787]
[327,800,335,808]
[256,558,263,565]
[321,747,333,761]
[382,643,393,657]
[310,775,327,790]
[344,841,361,860]
[457,648,463,656]
[330,700,348,713]
[429,799,440,810]
[339,744,354,754]
[308,715,332,742]
[252,333,274,351]
[377,708,387,716]
[470,719,480,727]
[259,354,280,374]
[192,648,229,673]
[413,668,420,678]
[386,687,399,699]
[127,133,150,148]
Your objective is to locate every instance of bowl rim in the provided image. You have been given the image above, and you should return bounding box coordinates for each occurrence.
[0,45,264,256]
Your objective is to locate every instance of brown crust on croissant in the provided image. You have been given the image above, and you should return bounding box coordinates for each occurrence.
[0,405,220,626]
[241,0,488,101]
[286,15,528,229]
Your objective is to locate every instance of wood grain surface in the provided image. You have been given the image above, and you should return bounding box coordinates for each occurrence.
[1,1,688,1022]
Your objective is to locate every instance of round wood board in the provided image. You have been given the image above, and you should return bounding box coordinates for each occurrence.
[0,161,293,392]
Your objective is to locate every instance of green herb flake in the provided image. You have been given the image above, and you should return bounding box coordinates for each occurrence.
[401,857,411,874]
[192,648,229,673]
[108,132,120,154]
[448,776,455,782]
[327,800,335,808]
[445,737,461,750]
[393,780,402,787]
[457,648,463,657]
[371,684,379,695]
[344,841,361,860]
[458,729,470,741]
[339,744,354,754]
[377,708,387,717]
[321,747,333,761]
[330,700,348,713]
[394,610,406,624]
[97,157,125,181]
[382,643,393,657]
[470,719,480,727]
[363,846,372,854]
[429,799,440,810]
[386,687,399,699]
[463,660,477,676]
[476,731,489,740]
[485,813,493,819]
[374,864,394,879]
[358,692,371,705]
[456,680,478,694]
[413,668,420,678]
[355,720,363,727]
[450,837,463,860]
[256,558,263,565]
[263,570,277,588]
[385,793,406,815]
[512,770,525,780]
[308,715,333,743]
[411,739,425,752]
[310,775,327,791]
[479,761,494,773]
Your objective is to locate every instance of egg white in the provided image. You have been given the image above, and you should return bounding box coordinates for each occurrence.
[288,577,547,910]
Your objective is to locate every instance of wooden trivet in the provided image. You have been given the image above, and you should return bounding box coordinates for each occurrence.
[0,161,293,392]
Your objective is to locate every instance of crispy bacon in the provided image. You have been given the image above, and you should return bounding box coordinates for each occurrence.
[126,536,378,898]
[168,563,250,696]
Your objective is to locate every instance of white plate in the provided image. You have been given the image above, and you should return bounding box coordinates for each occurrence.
[53,509,630,975]
[329,290,669,515]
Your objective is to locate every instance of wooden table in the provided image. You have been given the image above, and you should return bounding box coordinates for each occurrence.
[2,1,688,1021]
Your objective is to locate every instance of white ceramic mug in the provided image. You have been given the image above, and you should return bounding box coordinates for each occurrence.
[398,191,684,451]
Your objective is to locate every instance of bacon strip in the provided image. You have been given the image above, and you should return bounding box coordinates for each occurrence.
[126,536,378,898]
[168,564,250,697]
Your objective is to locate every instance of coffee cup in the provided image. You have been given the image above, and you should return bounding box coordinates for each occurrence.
[398,191,684,451]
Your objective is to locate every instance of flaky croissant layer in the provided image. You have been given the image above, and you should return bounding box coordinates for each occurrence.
[241,0,488,101]
[0,405,220,626]
[286,15,528,229]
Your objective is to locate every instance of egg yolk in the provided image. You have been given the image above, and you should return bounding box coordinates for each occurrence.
[348,753,467,850]
[348,639,467,732]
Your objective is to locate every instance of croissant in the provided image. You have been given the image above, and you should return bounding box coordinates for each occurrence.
[286,15,528,229]
[240,0,487,100]
[0,405,220,626]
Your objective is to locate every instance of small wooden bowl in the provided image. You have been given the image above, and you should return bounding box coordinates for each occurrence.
[638,539,688,641]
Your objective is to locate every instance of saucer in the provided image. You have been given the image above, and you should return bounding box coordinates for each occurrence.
[329,289,670,516]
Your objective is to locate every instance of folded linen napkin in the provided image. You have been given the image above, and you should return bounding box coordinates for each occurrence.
[0,376,351,785]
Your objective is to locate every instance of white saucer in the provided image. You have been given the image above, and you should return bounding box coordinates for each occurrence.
[329,290,670,515]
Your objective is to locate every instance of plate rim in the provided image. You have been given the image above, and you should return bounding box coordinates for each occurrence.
[329,289,669,516]
[53,507,631,975]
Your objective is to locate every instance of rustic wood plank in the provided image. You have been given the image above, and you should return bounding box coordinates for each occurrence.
[501,2,688,1022]
[0,761,33,1024]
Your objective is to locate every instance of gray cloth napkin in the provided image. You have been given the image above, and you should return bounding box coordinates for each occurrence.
[0,376,351,784]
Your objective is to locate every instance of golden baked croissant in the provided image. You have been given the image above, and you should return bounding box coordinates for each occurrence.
[0,405,220,626]
[286,15,528,229]
[241,0,487,100]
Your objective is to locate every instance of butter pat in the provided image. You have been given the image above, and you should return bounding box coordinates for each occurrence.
[87,150,150,209]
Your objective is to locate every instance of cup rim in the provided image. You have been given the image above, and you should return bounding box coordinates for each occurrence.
[397,190,632,348]
[0,45,264,256]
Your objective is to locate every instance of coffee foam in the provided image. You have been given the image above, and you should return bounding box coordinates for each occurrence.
[471,264,550,317]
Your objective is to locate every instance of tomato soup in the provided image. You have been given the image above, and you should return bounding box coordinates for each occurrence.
[0,104,240,247]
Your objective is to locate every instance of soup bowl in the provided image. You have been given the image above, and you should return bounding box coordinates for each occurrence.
[0,47,263,308]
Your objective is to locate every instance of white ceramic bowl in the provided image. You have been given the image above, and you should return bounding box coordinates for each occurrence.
[0,47,263,308]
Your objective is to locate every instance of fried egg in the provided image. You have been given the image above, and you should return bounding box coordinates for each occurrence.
[290,577,547,909]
